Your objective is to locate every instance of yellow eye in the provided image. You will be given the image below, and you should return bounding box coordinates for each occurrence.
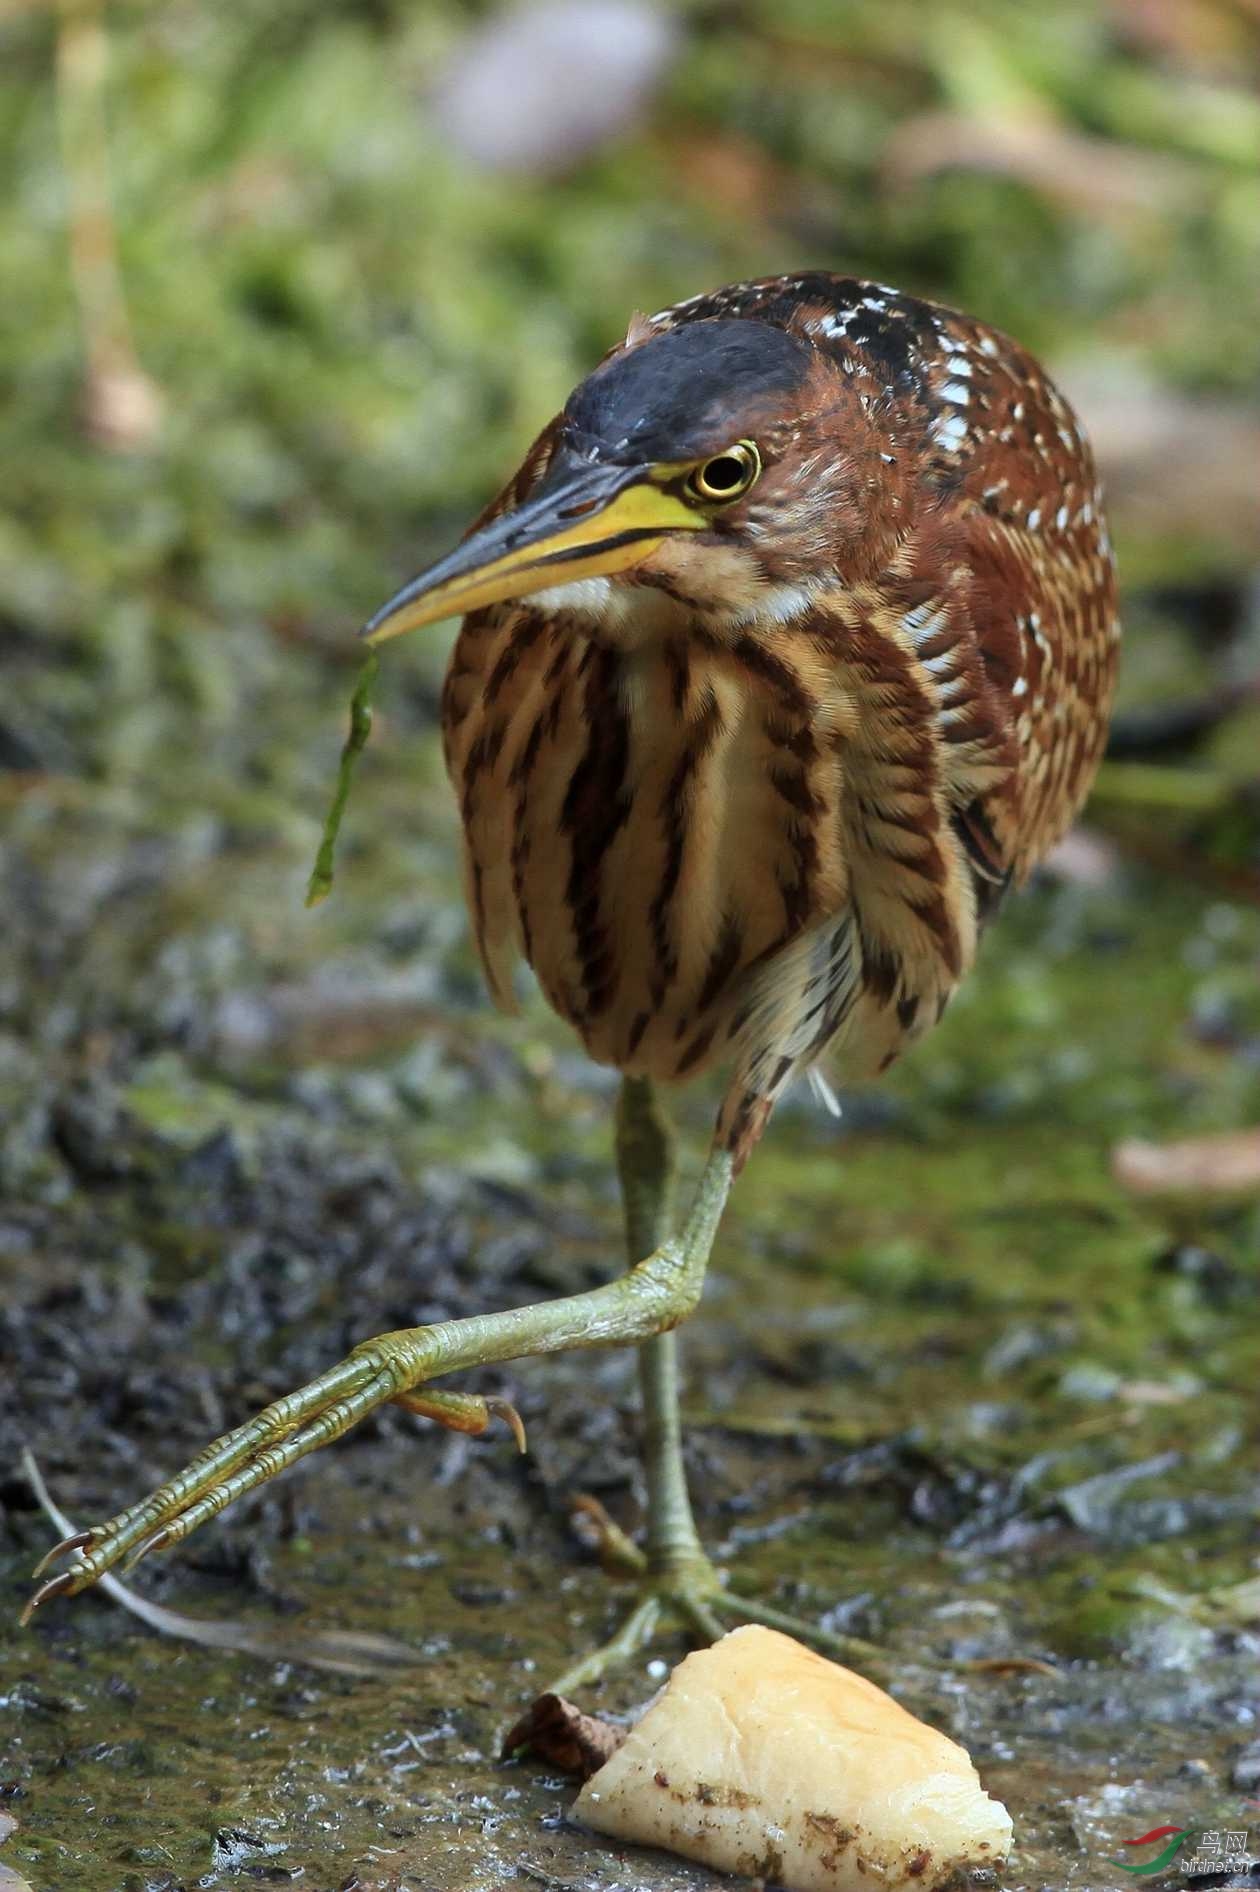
[686,440,761,504]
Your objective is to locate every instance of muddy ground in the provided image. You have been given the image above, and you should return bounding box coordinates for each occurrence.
[2,647,1258,1892]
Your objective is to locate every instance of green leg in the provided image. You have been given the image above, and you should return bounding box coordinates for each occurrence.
[618,1077,708,1582]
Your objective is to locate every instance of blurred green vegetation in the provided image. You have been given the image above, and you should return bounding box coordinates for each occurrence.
[2,0,1259,786]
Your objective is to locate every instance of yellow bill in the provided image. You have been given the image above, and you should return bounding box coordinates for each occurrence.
[362,462,702,645]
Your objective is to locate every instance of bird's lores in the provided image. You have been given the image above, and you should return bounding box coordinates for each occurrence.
[28,273,1120,1687]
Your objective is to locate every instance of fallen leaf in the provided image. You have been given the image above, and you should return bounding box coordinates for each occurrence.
[502,1693,625,1777]
[965,1655,1061,1676]
[1112,1129,1260,1198]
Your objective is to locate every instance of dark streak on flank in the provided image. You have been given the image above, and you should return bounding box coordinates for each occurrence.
[732,637,815,721]
[768,1053,794,1092]
[625,1009,651,1060]
[767,756,822,944]
[778,854,814,937]
[695,912,744,1016]
[725,998,753,1041]
[648,688,724,1009]
[908,888,962,977]
[859,924,900,1005]
[542,635,570,689]
[561,648,632,1020]
[663,638,690,714]
[483,610,545,709]
[510,636,569,964]
[482,717,508,773]
[767,763,819,816]
[674,1021,717,1078]
[460,730,489,803]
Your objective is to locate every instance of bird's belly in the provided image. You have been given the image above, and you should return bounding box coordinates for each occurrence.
[445,616,849,1085]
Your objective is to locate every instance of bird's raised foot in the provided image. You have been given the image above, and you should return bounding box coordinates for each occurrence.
[21,1351,525,1622]
[22,1154,733,1625]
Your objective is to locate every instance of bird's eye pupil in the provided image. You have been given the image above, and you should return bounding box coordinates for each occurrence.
[702,455,745,491]
[689,441,760,502]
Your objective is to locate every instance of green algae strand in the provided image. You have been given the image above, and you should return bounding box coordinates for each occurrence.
[305,649,380,908]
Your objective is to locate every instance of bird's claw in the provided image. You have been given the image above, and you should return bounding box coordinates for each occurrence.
[30,1527,93,1581]
[20,1566,82,1625]
[120,1526,174,1577]
[568,1492,648,1577]
[392,1387,527,1453]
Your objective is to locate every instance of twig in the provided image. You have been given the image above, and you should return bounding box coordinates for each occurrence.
[54,0,161,447]
[21,1448,424,1675]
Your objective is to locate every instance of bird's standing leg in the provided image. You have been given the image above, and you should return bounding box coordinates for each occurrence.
[546,1078,884,1695]
[545,1080,724,1696]
[620,1078,710,1587]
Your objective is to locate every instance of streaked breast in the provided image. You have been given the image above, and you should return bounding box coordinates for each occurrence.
[442,606,851,1084]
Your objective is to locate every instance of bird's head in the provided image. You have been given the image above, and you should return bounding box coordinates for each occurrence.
[363,315,907,650]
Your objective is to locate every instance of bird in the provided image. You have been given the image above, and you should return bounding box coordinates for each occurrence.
[27,272,1120,1687]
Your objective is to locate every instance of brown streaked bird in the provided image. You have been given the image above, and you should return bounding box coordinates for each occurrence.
[28,273,1120,1687]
